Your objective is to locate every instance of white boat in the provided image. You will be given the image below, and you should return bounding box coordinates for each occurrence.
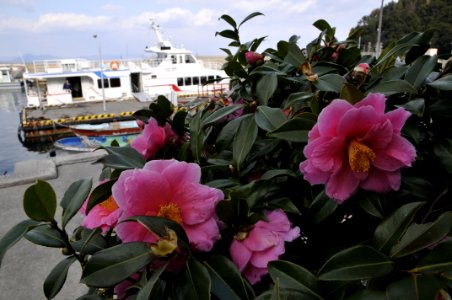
[22,20,229,108]
[0,66,22,89]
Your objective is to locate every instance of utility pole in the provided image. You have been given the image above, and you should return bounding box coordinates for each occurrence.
[376,0,384,57]
[93,34,106,111]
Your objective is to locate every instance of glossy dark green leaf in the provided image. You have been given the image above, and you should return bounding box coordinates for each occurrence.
[71,228,108,255]
[374,42,414,68]
[60,178,93,228]
[136,263,168,300]
[215,116,242,150]
[373,202,425,254]
[250,63,288,76]
[386,275,444,300]
[255,287,320,300]
[23,180,57,222]
[255,105,287,132]
[233,114,258,173]
[0,219,39,267]
[318,245,393,281]
[173,256,210,300]
[218,14,237,29]
[172,110,188,136]
[81,242,153,287]
[340,82,364,105]
[312,74,345,93]
[216,29,239,40]
[268,260,323,299]
[44,256,77,299]
[24,224,67,248]
[238,12,264,28]
[260,169,296,181]
[366,80,417,96]
[427,74,452,90]
[189,110,203,162]
[284,42,306,68]
[398,98,425,118]
[201,105,243,127]
[405,55,437,89]
[313,19,333,37]
[256,73,278,105]
[267,117,316,142]
[122,215,189,246]
[309,190,338,223]
[206,178,240,189]
[433,139,452,174]
[400,176,433,199]
[414,240,452,273]
[358,193,384,219]
[390,212,452,258]
[85,180,115,214]
[100,146,145,170]
[347,289,386,300]
[205,255,255,300]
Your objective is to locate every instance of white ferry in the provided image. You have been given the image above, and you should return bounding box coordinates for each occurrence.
[22,20,229,108]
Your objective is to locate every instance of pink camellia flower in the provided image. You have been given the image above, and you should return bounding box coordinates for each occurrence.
[299,93,416,203]
[353,62,370,75]
[244,51,264,65]
[113,159,224,252]
[131,118,167,159]
[230,209,300,284]
[80,181,122,233]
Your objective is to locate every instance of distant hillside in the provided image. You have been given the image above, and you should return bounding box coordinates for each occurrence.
[351,0,452,56]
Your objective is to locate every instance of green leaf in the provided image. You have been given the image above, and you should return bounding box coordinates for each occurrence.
[309,190,338,223]
[358,193,384,219]
[23,180,57,222]
[216,29,239,41]
[414,240,452,273]
[256,73,278,105]
[100,146,145,170]
[205,255,255,300]
[71,228,108,255]
[85,180,115,214]
[373,202,425,254]
[267,116,316,143]
[136,263,168,300]
[405,55,437,90]
[81,242,153,287]
[260,169,296,181]
[172,110,188,136]
[312,74,345,93]
[284,42,306,68]
[318,245,394,281]
[398,98,425,118]
[173,257,211,300]
[189,110,203,162]
[24,224,67,248]
[433,139,452,174]
[60,178,93,228]
[238,12,264,28]
[218,14,237,29]
[268,260,323,300]
[201,105,243,127]
[347,289,386,300]
[366,80,418,96]
[44,256,77,299]
[255,106,287,132]
[390,212,452,258]
[386,275,444,300]
[0,219,39,267]
[427,74,452,90]
[233,114,258,173]
[122,215,189,246]
[340,82,364,105]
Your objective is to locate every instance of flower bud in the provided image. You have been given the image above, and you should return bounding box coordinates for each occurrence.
[244,51,264,66]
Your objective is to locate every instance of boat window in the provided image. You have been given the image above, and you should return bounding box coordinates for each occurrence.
[185,55,196,63]
[184,77,192,85]
[193,77,199,85]
[216,75,222,80]
[200,76,207,84]
[110,78,121,88]
[208,75,214,81]
[151,75,157,79]
[179,56,183,64]
[177,77,184,86]
[98,79,109,88]
[1,71,7,76]
[171,55,176,64]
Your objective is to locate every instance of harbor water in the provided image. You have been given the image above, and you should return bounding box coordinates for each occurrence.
[0,89,49,174]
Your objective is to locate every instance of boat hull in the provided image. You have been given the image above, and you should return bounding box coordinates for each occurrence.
[54,134,138,152]
[70,120,142,137]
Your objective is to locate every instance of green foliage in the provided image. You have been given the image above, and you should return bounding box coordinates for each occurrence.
[2,11,452,300]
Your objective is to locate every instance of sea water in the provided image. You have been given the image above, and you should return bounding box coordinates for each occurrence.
[0,89,48,174]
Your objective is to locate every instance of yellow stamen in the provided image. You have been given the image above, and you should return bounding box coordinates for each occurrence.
[157,203,182,224]
[99,195,119,212]
[348,140,376,172]
[150,229,178,257]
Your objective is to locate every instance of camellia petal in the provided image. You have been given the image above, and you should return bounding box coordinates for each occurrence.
[355,93,386,115]
[317,99,353,136]
[230,240,253,272]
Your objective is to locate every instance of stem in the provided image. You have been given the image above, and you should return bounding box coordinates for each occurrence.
[51,220,84,264]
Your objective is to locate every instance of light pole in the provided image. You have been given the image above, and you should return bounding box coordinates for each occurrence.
[376,0,384,58]
[93,34,106,111]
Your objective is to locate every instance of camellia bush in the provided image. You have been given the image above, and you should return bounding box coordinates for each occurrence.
[1,12,452,299]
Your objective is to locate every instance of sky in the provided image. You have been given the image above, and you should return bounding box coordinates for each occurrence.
[0,0,394,61]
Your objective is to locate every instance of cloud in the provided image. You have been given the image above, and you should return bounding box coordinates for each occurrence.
[230,0,316,14]
[101,3,122,12]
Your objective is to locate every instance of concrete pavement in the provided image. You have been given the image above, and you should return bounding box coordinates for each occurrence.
[0,151,107,300]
